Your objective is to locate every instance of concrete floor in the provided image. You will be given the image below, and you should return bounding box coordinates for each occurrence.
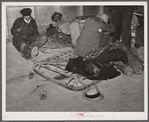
[6,42,144,112]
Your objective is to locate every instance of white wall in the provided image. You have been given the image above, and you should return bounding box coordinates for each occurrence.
[6,6,103,41]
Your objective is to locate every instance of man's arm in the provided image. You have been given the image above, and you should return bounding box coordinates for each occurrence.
[100,21,115,33]
[11,18,23,35]
[31,19,40,36]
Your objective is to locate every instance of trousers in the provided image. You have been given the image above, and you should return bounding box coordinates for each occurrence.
[107,6,134,49]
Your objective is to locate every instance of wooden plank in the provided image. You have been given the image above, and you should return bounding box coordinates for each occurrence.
[6,6,11,41]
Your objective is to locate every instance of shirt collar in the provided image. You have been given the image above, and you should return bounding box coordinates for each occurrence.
[24,18,31,24]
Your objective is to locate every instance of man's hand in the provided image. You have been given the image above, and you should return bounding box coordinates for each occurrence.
[17,23,25,32]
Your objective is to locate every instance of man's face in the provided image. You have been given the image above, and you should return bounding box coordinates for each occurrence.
[84,61,100,77]
[54,14,61,22]
[24,15,31,21]
[84,62,94,75]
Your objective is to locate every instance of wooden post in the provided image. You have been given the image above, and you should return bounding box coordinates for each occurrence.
[6,6,11,41]
[98,6,104,14]
[79,6,83,16]
[34,6,37,20]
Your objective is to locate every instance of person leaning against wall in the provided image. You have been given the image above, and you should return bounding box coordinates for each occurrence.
[11,8,47,60]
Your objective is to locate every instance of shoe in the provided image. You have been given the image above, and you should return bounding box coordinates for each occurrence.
[31,46,39,61]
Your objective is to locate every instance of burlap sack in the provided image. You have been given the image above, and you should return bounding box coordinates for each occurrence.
[137,46,144,61]
[115,41,144,75]
[113,62,134,76]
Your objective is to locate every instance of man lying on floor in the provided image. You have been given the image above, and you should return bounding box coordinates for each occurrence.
[65,43,130,81]
[64,41,143,90]
[50,12,85,46]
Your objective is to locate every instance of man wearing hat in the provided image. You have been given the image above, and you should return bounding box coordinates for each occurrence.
[74,13,115,57]
[51,12,84,46]
[11,8,45,60]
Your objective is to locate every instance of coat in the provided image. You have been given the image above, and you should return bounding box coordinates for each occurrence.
[74,17,115,57]
[11,17,40,51]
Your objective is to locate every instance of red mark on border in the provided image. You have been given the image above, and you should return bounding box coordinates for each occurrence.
[31,89,32,90]
[23,66,24,67]
[77,113,84,116]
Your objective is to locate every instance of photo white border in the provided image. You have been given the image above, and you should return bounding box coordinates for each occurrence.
[2,1,148,120]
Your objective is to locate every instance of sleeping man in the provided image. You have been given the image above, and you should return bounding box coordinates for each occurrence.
[65,43,130,81]
[50,12,85,46]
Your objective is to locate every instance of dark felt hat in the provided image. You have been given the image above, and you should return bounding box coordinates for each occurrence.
[51,12,62,22]
[20,8,32,16]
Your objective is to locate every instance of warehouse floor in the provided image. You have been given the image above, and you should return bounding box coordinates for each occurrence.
[6,42,144,112]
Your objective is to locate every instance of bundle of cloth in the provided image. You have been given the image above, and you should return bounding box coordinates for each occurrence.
[46,24,71,45]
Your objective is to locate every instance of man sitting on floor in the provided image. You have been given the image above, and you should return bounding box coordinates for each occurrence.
[11,8,47,60]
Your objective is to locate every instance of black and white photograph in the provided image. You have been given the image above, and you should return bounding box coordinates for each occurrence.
[2,1,148,120]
